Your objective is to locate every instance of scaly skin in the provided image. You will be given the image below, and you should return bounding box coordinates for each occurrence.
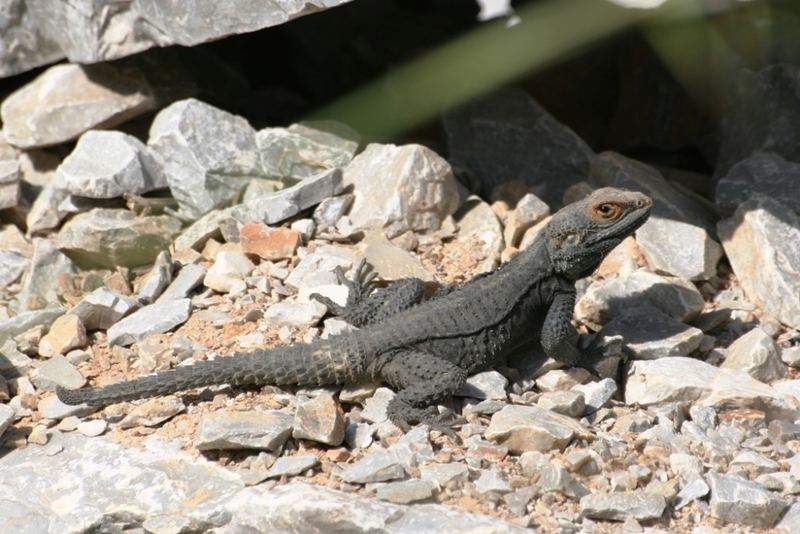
[57,187,652,433]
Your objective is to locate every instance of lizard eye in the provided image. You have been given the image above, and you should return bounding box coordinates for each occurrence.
[595,203,621,220]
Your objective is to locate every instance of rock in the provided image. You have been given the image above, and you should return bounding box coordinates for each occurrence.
[265,454,319,478]
[1,64,155,148]
[718,195,800,329]
[674,477,710,510]
[782,346,800,368]
[730,450,780,475]
[232,167,342,225]
[284,245,353,289]
[0,160,21,210]
[57,209,180,269]
[194,409,293,451]
[14,238,73,312]
[38,314,87,357]
[38,394,94,419]
[453,196,505,273]
[0,307,64,345]
[475,470,513,495]
[293,394,345,446]
[721,327,786,382]
[106,298,191,347]
[503,193,549,248]
[0,340,33,377]
[540,465,589,499]
[148,98,264,219]
[537,390,586,418]
[360,387,396,424]
[773,380,800,403]
[77,419,107,437]
[119,397,186,429]
[355,236,434,282]
[241,224,301,260]
[580,491,666,521]
[716,152,800,216]
[375,479,435,504]
[0,251,28,289]
[576,269,704,329]
[203,251,255,293]
[420,462,470,489]
[343,143,459,238]
[717,64,800,176]
[56,130,166,198]
[601,305,704,360]
[30,355,85,391]
[257,122,358,180]
[264,301,326,328]
[314,193,354,227]
[572,378,617,414]
[0,404,14,439]
[777,502,800,533]
[156,264,207,302]
[591,152,722,280]
[69,287,140,331]
[443,88,593,205]
[459,370,508,400]
[25,183,72,235]
[626,356,799,421]
[535,367,593,392]
[485,404,591,453]
[340,450,406,484]
[707,471,787,528]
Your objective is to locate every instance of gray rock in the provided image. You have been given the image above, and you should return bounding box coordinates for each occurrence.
[625,357,799,421]
[420,462,469,489]
[485,404,591,453]
[284,244,353,289]
[503,192,550,248]
[203,251,254,293]
[14,238,73,313]
[474,469,513,495]
[717,64,800,176]
[719,195,800,329]
[0,404,14,439]
[30,355,85,391]
[233,167,343,225]
[359,387,396,424]
[313,193,354,227]
[387,425,433,471]
[157,263,207,302]
[777,502,800,534]
[0,251,28,289]
[0,432,526,533]
[0,340,33,378]
[708,471,787,528]
[69,287,140,331]
[673,477,710,510]
[194,409,293,451]
[136,250,173,303]
[580,491,666,521]
[173,207,233,251]
[782,346,800,368]
[265,454,319,478]
[443,88,593,206]
[537,390,586,418]
[576,269,704,329]
[119,397,186,429]
[355,236,435,282]
[106,298,191,347]
[25,183,72,235]
[340,450,406,484]
[721,327,786,382]
[257,122,358,180]
[0,307,63,345]
[0,160,21,210]
[265,301,326,328]
[572,378,617,414]
[669,453,704,482]
[539,465,589,499]
[293,393,345,446]
[688,405,717,431]
[601,305,704,360]
[1,63,155,148]
[375,479,435,504]
[57,130,166,198]
[716,152,800,216]
[345,421,373,450]
[730,450,780,475]
[458,370,508,400]
[591,152,722,280]
[343,143,459,238]
[453,196,504,273]
[57,208,181,269]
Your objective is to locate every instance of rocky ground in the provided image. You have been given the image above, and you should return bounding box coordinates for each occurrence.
[2,11,800,533]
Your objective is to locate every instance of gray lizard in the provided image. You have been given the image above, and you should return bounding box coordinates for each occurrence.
[58,187,652,433]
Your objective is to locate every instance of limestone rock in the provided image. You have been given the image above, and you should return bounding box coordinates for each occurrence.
[485,404,591,453]
[340,450,406,484]
[38,314,87,357]
[375,479,434,504]
[0,251,28,289]
[580,491,666,521]
[292,394,345,446]
[0,160,21,210]
[537,390,586,418]
[264,301,326,328]
[203,251,255,293]
[355,236,434,282]
[30,355,85,391]
[14,238,73,312]
[106,298,191,347]
[721,327,786,382]
[453,196,505,274]
[708,471,787,528]
[503,192,550,248]
[1,64,155,148]
[257,122,358,180]
[241,224,301,260]
[0,307,64,344]
[343,143,460,238]
[25,183,72,235]
[194,409,293,451]
[265,454,319,479]
[157,264,207,303]
[716,152,800,216]
[601,305,704,360]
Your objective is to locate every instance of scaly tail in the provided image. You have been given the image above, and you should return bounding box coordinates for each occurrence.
[56,337,367,406]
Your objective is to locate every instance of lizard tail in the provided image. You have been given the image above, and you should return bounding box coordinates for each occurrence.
[56,338,366,407]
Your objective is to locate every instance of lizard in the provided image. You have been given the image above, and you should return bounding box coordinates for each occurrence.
[57,187,652,433]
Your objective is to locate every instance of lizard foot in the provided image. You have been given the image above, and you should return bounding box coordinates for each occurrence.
[311,258,377,315]
[389,405,464,442]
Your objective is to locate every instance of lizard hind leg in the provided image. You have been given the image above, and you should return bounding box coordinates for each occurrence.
[380,350,468,440]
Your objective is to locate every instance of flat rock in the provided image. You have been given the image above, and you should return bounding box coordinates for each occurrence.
[716,152,800,216]
[459,370,508,400]
[25,183,72,235]
[57,130,166,198]
[30,355,85,391]
[539,465,589,499]
[77,419,107,437]
[343,143,459,238]
[340,449,406,484]
[601,305,704,360]
[0,63,154,148]
[70,287,140,331]
[0,340,33,378]
[420,462,470,489]
[14,238,73,313]
[173,207,233,251]
[284,245,353,289]
[580,491,666,521]
[375,479,435,504]
[57,208,181,269]
[777,502,800,534]
[264,301,326,328]
[265,454,319,478]
[537,390,586,418]
[194,409,293,451]
[453,196,505,274]
[232,167,342,225]
[443,87,593,206]
[360,387,396,424]
[708,471,787,528]
[475,470,513,494]
[38,314,87,357]
[0,160,21,210]
[106,298,191,347]
[355,237,435,282]
[572,378,617,414]
[485,404,591,453]
[719,195,800,329]
[203,251,255,293]
[576,269,704,329]
[157,263,207,302]
[241,224,301,260]
[625,356,799,421]
[119,397,186,429]
[0,307,63,345]
[257,122,358,180]
[293,393,345,446]
[314,193,354,227]
[0,251,28,289]
[721,327,785,382]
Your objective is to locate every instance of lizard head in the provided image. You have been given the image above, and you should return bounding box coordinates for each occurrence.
[545,187,652,280]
